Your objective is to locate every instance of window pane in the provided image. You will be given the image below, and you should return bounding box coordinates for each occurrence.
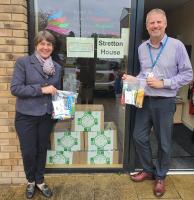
[35,0,132,168]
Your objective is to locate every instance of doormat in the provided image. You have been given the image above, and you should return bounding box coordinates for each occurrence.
[173,124,194,156]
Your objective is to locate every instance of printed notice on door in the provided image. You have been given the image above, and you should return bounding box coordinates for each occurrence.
[67,37,94,58]
[97,38,124,58]
[121,28,129,56]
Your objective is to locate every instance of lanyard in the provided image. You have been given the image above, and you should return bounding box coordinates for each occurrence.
[147,36,168,68]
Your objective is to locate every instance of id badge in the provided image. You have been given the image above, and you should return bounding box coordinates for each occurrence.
[146,71,154,78]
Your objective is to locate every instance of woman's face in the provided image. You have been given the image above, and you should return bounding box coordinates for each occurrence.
[36,39,53,59]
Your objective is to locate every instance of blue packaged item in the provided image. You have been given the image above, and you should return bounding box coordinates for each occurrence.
[52,90,78,120]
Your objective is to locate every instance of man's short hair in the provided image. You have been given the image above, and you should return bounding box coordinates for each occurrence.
[146,8,167,24]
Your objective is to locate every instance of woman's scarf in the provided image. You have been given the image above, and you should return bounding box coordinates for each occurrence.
[35,52,55,76]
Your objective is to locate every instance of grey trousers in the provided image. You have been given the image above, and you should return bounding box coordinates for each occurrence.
[133,96,176,179]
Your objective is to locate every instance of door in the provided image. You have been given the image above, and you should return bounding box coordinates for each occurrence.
[133,0,194,172]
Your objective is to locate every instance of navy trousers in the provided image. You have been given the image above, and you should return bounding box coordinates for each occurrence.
[133,97,176,179]
[15,112,54,184]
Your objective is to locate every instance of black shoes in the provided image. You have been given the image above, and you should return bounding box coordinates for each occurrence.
[36,184,53,198]
[26,183,35,199]
[26,183,52,198]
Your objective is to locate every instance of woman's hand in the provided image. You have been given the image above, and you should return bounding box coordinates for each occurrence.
[41,85,57,95]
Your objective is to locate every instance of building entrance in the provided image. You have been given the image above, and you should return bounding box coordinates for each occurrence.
[134,0,194,172]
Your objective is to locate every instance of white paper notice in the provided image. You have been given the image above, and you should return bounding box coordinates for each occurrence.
[97,38,124,59]
[121,28,129,56]
[67,37,94,58]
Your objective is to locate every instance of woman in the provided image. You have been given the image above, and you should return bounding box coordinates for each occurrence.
[10,31,62,199]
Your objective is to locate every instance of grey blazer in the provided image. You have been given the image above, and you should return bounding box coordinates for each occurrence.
[10,53,62,116]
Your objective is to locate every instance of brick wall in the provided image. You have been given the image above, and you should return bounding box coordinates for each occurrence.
[0,0,28,184]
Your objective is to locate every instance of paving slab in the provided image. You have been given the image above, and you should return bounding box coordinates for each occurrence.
[170,175,194,199]
[48,175,95,200]
[94,174,137,200]
[133,176,180,199]
[1,174,194,200]
[0,187,15,200]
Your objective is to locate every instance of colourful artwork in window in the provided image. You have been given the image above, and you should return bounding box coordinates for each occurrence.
[46,11,70,35]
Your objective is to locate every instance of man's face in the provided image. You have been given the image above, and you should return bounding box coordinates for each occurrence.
[146,12,167,39]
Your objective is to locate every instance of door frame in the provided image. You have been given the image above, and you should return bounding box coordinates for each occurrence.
[123,0,145,172]
[128,0,194,173]
[27,0,144,173]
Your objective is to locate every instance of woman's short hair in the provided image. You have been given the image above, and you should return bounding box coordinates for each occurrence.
[34,30,55,47]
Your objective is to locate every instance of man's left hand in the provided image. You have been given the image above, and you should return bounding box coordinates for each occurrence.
[146,77,164,88]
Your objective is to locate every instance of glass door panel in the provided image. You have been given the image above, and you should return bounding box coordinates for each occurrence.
[35,0,132,169]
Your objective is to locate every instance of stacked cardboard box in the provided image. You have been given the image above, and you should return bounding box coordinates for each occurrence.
[47,151,81,164]
[86,150,119,164]
[47,104,119,166]
[84,122,118,151]
[71,104,104,131]
[84,121,119,165]
[47,131,84,164]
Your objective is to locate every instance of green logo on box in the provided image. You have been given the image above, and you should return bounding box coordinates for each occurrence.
[78,113,98,129]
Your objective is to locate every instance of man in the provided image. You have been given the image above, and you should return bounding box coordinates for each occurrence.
[123,8,193,197]
[77,58,95,104]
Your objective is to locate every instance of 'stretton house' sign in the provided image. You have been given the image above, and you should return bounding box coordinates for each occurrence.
[97,38,124,59]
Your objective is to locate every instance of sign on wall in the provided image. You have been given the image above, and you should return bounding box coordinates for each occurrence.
[97,38,124,58]
[67,37,94,58]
